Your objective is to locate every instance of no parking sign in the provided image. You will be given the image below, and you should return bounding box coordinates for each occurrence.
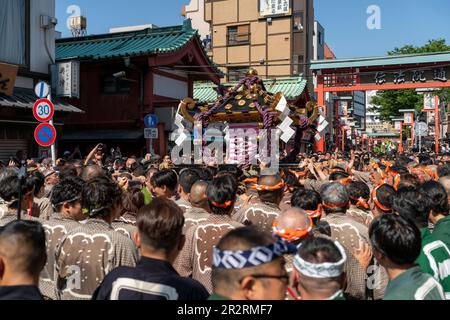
[34,123,57,147]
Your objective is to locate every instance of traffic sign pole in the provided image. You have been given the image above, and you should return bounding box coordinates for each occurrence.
[49,93,56,166]
[144,114,158,155]
[33,82,56,166]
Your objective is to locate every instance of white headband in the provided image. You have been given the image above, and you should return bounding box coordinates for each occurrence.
[293,241,347,278]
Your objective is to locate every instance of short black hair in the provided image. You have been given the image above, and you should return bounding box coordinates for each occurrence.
[132,165,146,178]
[420,181,449,216]
[137,198,184,253]
[128,161,138,173]
[193,169,211,182]
[389,166,409,175]
[437,164,450,178]
[298,237,343,264]
[257,174,284,204]
[419,155,433,166]
[369,213,421,265]
[203,166,217,180]
[150,169,178,192]
[178,169,201,193]
[81,165,105,181]
[81,176,122,218]
[217,164,243,180]
[207,175,237,215]
[347,181,370,204]
[373,184,396,211]
[0,220,46,276]
[397,173,419,191]
[51,176,84,212]
[296,237,344,289]
[59,165,79,180]
[121,185,145,216]
[392,188,431,228]
[395,156,410,168]
[29,171,45,196]
[329,171,350,181]
[291,189,322,211]
[114,158,126,166]
[145,167,159,179]
[282,169,302,189]
[0,169,34,208]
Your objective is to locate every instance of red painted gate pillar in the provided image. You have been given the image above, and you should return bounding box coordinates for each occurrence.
[435,95,440,154]
[314,77,326,153]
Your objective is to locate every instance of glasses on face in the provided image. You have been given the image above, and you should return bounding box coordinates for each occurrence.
[240,274,289,285]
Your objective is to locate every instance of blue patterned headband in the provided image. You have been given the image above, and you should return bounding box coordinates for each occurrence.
[213,236,297,270]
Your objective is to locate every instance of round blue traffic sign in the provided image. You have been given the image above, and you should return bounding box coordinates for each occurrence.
[34,123,57,147]
[144,114,158,128]
[34,81,50,99]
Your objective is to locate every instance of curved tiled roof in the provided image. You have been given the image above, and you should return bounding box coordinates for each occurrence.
[194,77,307,104]
[56,20,199,61]
[311,51,450,70]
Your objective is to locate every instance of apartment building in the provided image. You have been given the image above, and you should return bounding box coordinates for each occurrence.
[184,0,314,82]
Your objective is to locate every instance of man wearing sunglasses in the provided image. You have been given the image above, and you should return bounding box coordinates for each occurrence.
[210,226,295,300]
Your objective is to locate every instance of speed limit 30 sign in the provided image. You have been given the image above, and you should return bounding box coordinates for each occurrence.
[33,98,55,122]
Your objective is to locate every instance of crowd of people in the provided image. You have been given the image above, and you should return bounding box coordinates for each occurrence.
[0,145,450,300]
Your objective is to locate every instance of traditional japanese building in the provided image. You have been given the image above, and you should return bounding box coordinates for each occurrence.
[55,20,221,157]
[0,0,83,162]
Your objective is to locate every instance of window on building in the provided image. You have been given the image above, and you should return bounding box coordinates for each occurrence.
[102,76,131,94]
[228,67,248,82]
[0,0,27,66]
[318,31,323,45]
[293,12,304,32]
[292,55,304,75]
[227,25,250,46]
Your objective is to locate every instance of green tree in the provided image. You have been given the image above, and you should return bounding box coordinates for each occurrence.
[371,90,422,121]
[370,39,450,120]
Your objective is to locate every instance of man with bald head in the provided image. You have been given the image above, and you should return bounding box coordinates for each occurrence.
[233,174,284,233]
[273,207,338,300]
[273,208,313,247]
[81,165,105,181]
[0,220,46,300]
[183,181,210,232]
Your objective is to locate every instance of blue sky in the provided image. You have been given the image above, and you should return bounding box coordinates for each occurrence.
[56,0,450,59]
